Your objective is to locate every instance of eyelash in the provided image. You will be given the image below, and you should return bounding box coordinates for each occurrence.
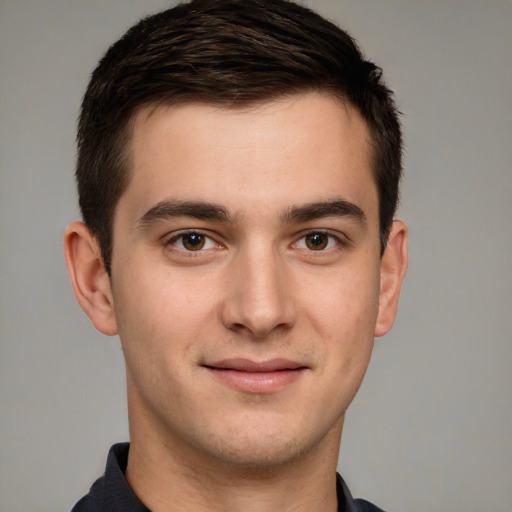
[293,231,346,252]
[164,230,346,254]
[164,230,221,253]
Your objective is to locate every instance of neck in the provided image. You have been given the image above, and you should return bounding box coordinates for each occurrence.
[125,408,343,512]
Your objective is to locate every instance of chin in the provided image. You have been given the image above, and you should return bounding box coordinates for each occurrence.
[205,436,309,470]
[189,415,340,471]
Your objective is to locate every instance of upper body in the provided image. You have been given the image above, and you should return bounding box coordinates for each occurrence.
[64,1,407,511]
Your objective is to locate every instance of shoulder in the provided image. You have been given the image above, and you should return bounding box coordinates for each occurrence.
[70,443,149,512]
[71,494,93,512]
[337,473,387,512]
[353,498,387,512]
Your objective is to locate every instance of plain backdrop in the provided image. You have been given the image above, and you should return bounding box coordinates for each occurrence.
[1,1,511,511]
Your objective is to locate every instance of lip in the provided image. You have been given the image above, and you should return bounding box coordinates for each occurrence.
[202,358,308,394]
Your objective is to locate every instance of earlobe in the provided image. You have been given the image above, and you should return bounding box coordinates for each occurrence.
[63,222,118,336]
[375,220,408,338]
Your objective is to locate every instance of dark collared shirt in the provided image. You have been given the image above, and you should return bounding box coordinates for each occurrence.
[72,443,385,512]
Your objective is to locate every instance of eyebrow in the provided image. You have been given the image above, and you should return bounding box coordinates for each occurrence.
[137,200,232,226]
[137,198,366,228]
[283,199,367,226]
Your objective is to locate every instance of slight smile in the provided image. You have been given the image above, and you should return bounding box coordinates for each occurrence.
[202,358,309,394]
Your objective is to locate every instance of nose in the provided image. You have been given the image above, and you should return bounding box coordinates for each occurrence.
[219,246,296,339]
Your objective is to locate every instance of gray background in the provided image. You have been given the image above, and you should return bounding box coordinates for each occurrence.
[1,1,511,511]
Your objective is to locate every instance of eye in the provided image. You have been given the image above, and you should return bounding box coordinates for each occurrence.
[295,232,339,251]
[167,231,218,251]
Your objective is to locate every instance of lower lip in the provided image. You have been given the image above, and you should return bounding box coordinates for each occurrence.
[206,368,305,393]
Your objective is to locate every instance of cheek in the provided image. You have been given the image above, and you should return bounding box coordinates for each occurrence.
[301,263,380,396]
[304,263,381,339]
[112,275,200,412]
[112,267,217,362]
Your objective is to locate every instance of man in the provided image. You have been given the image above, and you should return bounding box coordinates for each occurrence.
[64,0,407,510]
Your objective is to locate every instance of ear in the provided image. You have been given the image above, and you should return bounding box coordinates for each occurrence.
[375,220,408,337]
[63,222,118,336]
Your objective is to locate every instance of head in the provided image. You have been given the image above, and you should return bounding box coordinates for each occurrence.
[65,0,407,479]
[76,0,402,275]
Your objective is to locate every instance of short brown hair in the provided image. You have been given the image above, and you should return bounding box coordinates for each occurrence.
[77,0,402,274]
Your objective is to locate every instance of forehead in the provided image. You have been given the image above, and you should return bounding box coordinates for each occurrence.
[118,92,377,226]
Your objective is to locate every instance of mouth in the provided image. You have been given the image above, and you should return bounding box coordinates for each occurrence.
[202,358,308,394]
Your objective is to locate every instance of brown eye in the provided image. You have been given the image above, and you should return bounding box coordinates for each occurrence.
[305,233,329,250]
[182,233,206,251]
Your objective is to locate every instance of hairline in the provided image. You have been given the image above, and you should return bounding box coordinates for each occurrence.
[115,89,380,203]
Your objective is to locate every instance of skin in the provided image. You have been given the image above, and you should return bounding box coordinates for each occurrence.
[64,92,407,512]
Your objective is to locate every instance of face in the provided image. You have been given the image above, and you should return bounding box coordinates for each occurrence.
[106,93,393,468]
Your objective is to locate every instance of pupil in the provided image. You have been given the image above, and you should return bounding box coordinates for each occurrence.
[306,233,328,250]
[187,234,201,246]
[311,234,324,246]
[183,233,205,250]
